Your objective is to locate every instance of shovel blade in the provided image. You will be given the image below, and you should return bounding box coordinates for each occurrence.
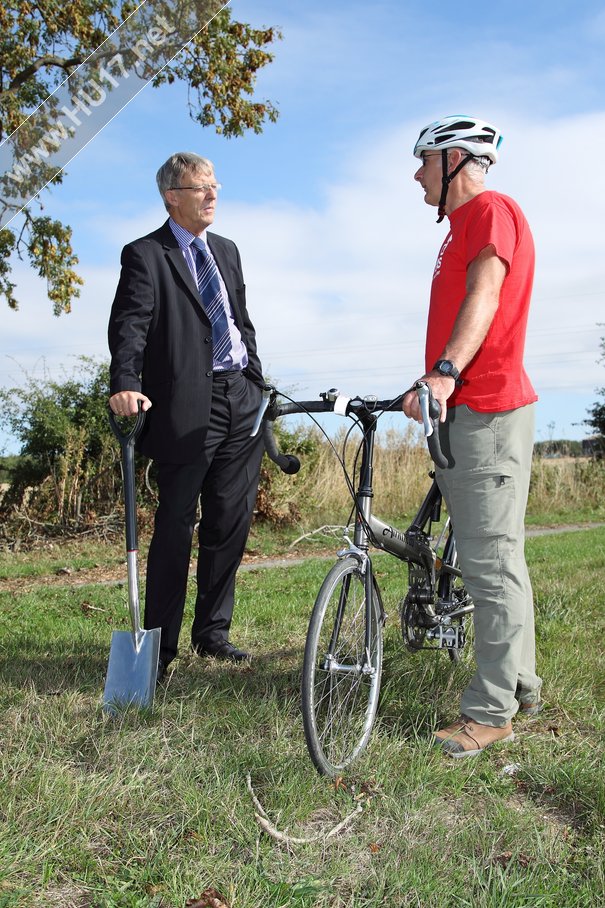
[103,627,161,715]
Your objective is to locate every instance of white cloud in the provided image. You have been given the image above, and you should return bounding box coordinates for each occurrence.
[2,111,604,452]
[1,264,118,384]
[217,112,605,408]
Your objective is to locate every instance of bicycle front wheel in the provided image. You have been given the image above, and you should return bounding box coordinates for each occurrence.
[301,557,384,776]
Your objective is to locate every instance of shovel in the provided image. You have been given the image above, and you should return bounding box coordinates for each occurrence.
[103,403,161,714]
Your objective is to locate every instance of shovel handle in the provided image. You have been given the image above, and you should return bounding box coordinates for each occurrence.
[108,400,146,445]
[108,402,146,553]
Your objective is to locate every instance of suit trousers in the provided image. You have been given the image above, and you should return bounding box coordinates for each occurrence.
[436,403,542,726]
[144,372,264,662]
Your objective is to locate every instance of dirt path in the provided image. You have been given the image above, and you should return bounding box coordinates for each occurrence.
[0,547,327,594]
[241,522,605,572]
[524,522,605,537]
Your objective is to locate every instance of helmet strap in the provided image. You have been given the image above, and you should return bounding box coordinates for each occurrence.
[436,151,476,223]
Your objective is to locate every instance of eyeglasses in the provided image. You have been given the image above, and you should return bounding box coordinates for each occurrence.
[169,183,222,193]
[419,153,443,166]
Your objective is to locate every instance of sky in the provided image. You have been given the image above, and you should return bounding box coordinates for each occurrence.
[2,0,605,454]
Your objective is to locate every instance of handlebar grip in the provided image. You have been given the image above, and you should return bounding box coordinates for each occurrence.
[427,431,449,470]
[426,391,449,468]
[262,421,301,475]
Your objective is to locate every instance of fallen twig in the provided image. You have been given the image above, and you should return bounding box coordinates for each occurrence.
[246,772,364,846]
[246,771,269,819]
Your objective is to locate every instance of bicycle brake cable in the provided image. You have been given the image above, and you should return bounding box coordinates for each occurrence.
[271,389,407,542]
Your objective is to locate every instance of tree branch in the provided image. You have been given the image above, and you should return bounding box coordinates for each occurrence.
[8,55,85,92]
[288,525,348,549]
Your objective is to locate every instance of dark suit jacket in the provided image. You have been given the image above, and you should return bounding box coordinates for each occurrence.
[108,220,263,463]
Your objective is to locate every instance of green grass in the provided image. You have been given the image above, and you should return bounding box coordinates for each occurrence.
[524,506,605,527]
[0,530,604,907]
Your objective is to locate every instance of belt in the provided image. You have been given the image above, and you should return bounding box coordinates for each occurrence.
[212,368,243,381]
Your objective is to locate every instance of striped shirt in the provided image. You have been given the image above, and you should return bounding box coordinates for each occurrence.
[168,217,248,371]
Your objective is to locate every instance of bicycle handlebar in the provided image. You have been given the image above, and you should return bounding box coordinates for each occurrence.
[262,419,302,474]
[255,382,449,473]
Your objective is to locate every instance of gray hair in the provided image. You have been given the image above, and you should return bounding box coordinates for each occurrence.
[156,152,214,210]
[445,149,491,184]
[464,155,491,177]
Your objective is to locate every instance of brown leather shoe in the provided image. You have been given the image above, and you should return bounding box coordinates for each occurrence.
[434,715,514,758]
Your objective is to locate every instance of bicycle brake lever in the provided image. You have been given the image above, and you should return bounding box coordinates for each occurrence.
[415,381,449,469]
[414,381,437,437]
[250,386,273,437]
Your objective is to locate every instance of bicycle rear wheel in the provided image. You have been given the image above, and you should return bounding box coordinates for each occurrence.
[301,557,383,776]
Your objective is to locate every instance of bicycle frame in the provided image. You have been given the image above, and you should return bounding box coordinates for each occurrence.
[335,406,442,655]
[262,384,469,658]
[340,401,430,552]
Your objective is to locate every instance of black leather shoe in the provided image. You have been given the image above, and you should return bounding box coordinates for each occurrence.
[193,641,251,662]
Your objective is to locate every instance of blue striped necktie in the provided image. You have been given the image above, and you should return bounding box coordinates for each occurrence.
[191,237,232,366]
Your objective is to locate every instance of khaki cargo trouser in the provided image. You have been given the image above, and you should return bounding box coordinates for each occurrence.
[436,403,542,726]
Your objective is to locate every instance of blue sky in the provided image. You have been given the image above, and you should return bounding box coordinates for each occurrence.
[2,0,605,453]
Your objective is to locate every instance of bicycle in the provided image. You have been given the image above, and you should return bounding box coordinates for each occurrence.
[256,381,474,777]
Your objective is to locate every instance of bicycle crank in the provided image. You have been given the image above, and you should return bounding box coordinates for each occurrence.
[400,595,466,653]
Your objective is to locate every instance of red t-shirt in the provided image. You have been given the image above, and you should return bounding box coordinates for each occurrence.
[425,190,538,412]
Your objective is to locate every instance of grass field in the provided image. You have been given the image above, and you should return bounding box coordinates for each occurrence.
[1,527,604,908]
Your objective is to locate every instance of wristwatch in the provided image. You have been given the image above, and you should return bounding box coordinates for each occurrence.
[433,359,462,384]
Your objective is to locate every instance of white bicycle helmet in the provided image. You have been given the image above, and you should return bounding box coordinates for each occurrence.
[413,116,503,222]
[414,115,503,163]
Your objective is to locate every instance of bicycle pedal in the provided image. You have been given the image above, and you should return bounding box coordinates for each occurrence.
[427,625,466,649]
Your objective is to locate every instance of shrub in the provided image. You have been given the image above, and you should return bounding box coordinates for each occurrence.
[0,357,124,534]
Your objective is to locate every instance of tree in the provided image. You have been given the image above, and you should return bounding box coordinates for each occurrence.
[0,1,279,314]
[585,332,605,439]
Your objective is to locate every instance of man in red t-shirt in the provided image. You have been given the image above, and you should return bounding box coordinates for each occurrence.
[403,116,542,757]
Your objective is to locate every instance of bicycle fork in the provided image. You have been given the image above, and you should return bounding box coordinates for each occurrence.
[324,573,352,674]
[320,551,379,679]
[327,514,380,676]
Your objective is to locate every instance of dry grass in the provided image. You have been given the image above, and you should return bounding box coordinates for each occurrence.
[265,424,605,532]
[265,422,437,530]
[528,456,605,523]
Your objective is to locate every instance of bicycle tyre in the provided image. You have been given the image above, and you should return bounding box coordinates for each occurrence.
[301,557,383,776]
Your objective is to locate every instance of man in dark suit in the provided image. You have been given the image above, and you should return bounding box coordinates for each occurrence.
[108,152,265,679]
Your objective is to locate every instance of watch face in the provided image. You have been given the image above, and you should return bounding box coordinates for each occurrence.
[435,360,459,380]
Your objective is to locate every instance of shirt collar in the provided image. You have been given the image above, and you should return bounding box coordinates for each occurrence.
[168,216,208,250]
